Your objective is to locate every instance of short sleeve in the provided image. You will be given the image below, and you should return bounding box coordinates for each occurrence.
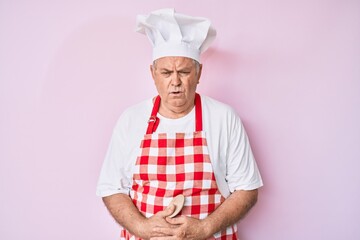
[96,117,132,197]
[225,112,263,192]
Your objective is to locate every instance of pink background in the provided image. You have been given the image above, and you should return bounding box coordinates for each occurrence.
[1,1,359,239]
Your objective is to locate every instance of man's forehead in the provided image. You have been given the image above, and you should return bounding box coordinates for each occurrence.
[155,56,195,68]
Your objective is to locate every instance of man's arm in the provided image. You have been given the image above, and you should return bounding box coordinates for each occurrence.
[103,193,177,239]
[151,189,258,239]
[202,189,258,236]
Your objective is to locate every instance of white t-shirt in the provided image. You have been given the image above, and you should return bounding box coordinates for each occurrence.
[96,95,263,198]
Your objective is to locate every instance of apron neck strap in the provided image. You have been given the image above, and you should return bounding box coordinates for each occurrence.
[195,93,202,132]
[146,93,202,134]
[146,95,161,134]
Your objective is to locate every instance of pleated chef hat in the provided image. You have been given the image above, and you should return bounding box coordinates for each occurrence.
[136,8,216,62]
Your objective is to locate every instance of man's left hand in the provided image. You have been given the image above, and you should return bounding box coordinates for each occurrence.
[149,216,210,240]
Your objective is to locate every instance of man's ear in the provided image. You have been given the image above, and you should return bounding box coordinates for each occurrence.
[150,65,155,80]
[197,64,203,83]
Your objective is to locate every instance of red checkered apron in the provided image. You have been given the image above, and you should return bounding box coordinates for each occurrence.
[121,94,238,239]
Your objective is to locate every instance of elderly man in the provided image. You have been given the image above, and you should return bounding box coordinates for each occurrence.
[97,9,263,239]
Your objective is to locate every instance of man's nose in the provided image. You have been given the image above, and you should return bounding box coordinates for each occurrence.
[171,72,181,86]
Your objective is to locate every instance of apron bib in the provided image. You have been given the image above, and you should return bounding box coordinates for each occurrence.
[121,94,238,239]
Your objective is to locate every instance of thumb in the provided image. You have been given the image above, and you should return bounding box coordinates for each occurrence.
[160,203,176,217]
[166,215,185,225]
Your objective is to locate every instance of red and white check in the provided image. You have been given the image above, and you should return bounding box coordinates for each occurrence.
[121,94,238,240]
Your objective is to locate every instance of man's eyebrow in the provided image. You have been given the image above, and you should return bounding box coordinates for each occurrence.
[159,68,173,72]
[158,66,192,72]
[178,67,192,71]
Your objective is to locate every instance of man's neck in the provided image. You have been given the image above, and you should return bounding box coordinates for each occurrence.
[158,103,195,119]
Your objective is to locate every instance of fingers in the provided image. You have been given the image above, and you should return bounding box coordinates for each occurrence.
[144,216,176,239]
[166,215,186,225]
[150,236,176,240]
[152,226,176,237]
[159,203,176,217]
[150,237,176,240]
[151,226,173,236]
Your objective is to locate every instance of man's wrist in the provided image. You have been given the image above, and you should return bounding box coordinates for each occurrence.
[134,217,149,239]
[201,218,216,238]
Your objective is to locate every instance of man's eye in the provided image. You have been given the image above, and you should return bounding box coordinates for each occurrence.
[179,71,190,75]
[161,72,171,76]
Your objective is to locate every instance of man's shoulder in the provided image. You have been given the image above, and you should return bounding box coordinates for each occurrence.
[201,95,238,116]
[114,98,153,129]
[122,98,152,116]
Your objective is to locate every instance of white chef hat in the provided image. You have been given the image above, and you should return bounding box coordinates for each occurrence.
[136,8,216,62]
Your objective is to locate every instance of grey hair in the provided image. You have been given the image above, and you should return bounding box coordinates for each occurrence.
[152,59,201,75]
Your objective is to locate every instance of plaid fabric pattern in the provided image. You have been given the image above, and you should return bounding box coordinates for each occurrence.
[120,131,238,239]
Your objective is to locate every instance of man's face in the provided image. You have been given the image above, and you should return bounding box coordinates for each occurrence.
[150,56,202,116]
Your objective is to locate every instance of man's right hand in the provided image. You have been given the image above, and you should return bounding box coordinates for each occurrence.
[103,194,181,239]
[137,204,178,239]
